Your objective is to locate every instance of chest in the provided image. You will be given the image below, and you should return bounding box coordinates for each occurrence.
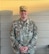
[15,23,33,37]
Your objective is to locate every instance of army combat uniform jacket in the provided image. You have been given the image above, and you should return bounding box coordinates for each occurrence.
[10,18,37,54]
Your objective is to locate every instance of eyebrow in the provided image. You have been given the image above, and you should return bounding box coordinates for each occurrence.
[20,10,26,12]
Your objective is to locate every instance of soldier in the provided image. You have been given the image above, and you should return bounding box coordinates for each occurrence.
[10,6,37,54]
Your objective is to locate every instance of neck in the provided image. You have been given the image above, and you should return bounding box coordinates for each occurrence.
[20,18,27,22]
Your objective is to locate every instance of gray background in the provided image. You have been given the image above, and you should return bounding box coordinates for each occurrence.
[0,10,49,54]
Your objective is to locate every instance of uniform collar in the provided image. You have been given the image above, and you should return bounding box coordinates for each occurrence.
[19,18,29,25]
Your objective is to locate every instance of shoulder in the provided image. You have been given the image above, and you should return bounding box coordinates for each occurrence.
[12,19,19,25]
[12,20,19,28]
[29,19,35,25]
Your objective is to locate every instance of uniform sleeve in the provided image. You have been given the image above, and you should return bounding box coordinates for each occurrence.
[10,22,21,54]
[28,22,37,49]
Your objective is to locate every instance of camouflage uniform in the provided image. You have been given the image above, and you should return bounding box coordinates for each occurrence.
[10,18,37,54]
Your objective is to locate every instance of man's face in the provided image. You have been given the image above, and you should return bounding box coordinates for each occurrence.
[20,10,28,21]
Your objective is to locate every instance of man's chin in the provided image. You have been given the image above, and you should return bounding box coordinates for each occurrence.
[21,17,25,19]
[22,18,27,21]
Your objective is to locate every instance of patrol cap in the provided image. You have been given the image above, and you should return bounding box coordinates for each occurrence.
[20,6,27,11]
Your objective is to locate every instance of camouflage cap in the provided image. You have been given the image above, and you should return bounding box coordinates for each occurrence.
[20,6,27,11]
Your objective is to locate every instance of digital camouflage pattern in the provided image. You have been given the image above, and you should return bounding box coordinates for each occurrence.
[10,18,37,54]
